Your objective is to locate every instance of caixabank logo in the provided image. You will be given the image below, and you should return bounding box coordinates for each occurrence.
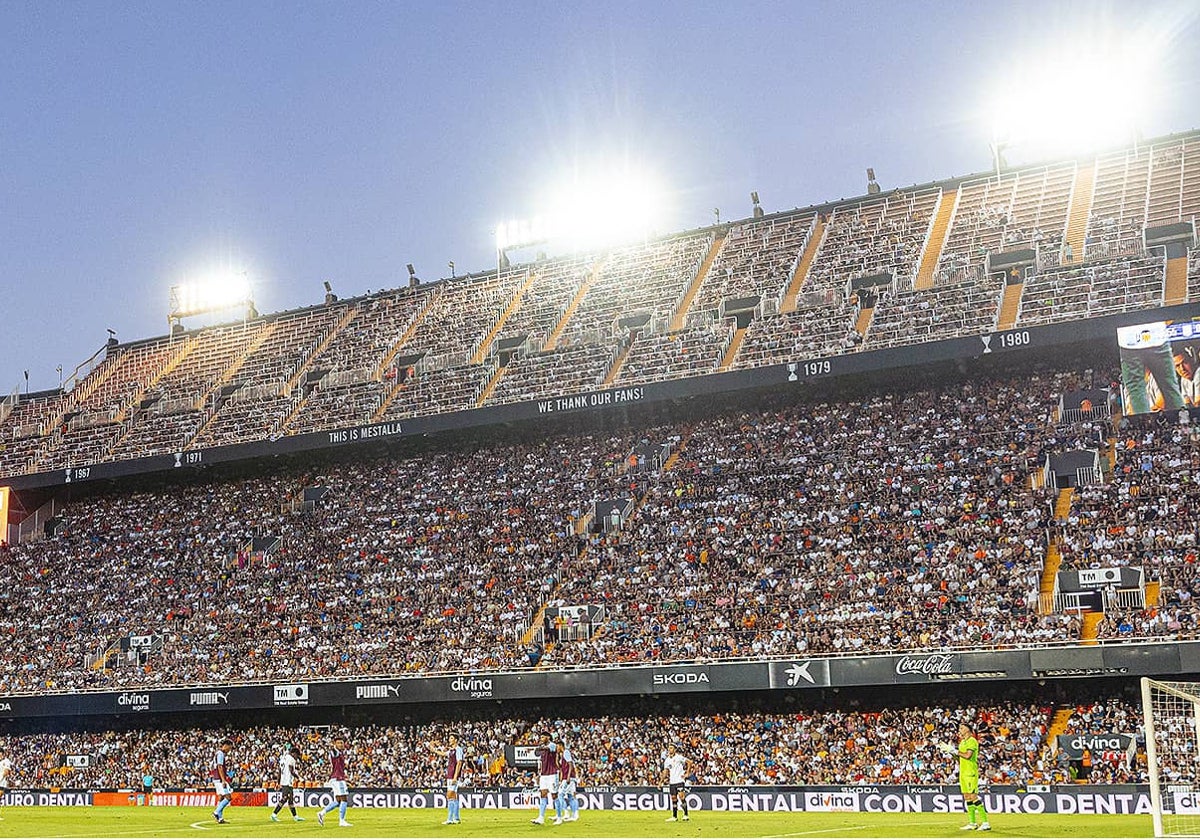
[768,659,830,689]
[273,684,309,706]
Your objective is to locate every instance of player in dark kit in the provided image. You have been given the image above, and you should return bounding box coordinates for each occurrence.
[556,738,579,823]
[211,738,234,824]
[434,736,465,825]
[530,733,558,826]
[316,735,352,827]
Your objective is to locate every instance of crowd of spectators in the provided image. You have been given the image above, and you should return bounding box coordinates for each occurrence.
[615,323,733,387]
[936,164,1074,288]
[0,691,1150,790]
[5,360,1200,692]
[545,370,1094,667]
[866,277,1004,349]
[1059,420,1200,640]
[1018,254,1167,327]
[0,425,660,692]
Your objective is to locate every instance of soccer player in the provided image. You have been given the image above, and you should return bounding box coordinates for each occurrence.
[0,750,11,821]
[556,738,579,824]
[211,738,234,824]
[434,735,465,825]
[316,735,352,827]
[530,732,557,826]
[662,743,690,822]
[271,746,304,822]
[948,723,990,831]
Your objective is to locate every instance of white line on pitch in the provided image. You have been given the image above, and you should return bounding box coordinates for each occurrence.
[767,826,872,838]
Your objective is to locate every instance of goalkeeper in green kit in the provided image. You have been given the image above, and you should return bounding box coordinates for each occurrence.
[938,723,990,831]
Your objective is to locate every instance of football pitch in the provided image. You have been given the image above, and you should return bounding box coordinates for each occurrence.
[0,807,1156,838]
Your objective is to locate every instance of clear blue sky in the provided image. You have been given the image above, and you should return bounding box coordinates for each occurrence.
[2,0,1198,392]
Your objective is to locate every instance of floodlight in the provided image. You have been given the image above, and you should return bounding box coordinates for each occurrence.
[985,30,1159,163]
[496,161,671,255]
[169,269,253,321]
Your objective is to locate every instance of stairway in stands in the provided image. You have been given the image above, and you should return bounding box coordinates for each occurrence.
[1145,579,1162,608]
[1165,256,1189,305]
[1080,612,1105,645]
[475,363,506,407]
[995,281,1025,331]
[669,234,726,331]
[780,217,827,313]
[853,305,875,338]
[1045,706,1076,749]
[602,340,635,386]
[543,259,606,351]
[471,271,537,364]
[717,326,747,372]
[1062,161,1096,264]
[369,293,441,422]
[914,188,958,290]
[1038,488,1074,614]
[1039,543,1063,616]
[1054,485,1074,521]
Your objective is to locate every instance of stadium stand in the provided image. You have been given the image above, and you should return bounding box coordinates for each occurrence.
[0,689,1147,788]
[866,276,1004,348]
[935,164,1075,286]
[5,354,1199,694]
[1085,135,1200,262]
[687,211,818,320]
[2,131,1200,708]
[1016,253,1167,327]
[0,391,62,477]
[3,134,1200,476]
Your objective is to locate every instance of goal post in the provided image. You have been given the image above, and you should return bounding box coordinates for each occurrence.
[1142,677,1200,837]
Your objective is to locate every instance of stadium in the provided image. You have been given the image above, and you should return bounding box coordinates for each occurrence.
[3,6,1200,840]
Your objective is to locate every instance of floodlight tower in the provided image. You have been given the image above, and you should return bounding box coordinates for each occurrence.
[168,270,256,335]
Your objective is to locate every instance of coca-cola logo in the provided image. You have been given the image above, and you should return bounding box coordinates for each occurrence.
[894,654,955,676]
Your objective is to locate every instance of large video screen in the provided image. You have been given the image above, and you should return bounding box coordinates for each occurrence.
[1117,319,1200,415]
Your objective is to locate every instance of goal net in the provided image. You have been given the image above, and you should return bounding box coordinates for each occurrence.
[1143,677,1200,837]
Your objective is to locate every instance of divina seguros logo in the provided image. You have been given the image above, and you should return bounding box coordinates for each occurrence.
[117,692,151,711]
[450,677,493,698]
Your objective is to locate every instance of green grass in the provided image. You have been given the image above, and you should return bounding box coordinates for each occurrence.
[0,807,1156,838]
